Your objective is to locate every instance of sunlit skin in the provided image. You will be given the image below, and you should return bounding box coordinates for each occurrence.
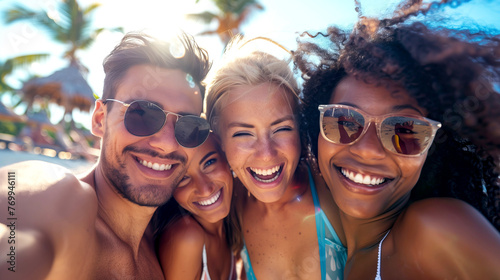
[318,76,500,279]
[218,83,301,204]
[216,82,343,279]
[95,65,202,207]
[173,135,233,225]
[158,135,235,280]
[87,64,203,279]
[0,64,205,280]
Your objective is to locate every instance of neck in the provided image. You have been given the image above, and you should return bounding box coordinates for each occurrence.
[341,196,408,259]
[196,217,226,237]
[87,165,157,255]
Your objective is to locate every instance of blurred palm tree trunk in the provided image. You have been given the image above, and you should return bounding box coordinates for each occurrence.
[188,0,264,46]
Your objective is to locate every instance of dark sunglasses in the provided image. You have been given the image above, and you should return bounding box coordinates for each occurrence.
[318,104,442,156]
[103,99,210,148]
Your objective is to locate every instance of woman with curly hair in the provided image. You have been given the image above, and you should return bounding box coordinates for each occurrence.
[294,0,500,278]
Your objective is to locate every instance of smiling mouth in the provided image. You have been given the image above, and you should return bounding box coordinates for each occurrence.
[196,189,222,206]
[340,167,390,186]
[248,165,283,183]
[138,158,173,171]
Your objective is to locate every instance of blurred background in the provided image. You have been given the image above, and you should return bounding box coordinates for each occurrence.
[0,0,499,174]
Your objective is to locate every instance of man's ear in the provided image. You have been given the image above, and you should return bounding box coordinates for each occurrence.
[91,100,106,137]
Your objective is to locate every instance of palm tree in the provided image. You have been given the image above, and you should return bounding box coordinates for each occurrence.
[188,0,264,46]
[0,54,49,95]
[3,0,122,124]
[4,0,121,66]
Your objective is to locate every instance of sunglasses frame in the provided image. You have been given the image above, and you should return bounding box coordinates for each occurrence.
[318,104,442,157]
[102,99,210,148]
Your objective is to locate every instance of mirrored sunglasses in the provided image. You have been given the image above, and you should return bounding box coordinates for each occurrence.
[318,104,441,156]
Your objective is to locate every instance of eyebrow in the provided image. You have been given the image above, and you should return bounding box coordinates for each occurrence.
[227,115,295,129]
[123,99,195,116]
[337,102,424,115]
[199,151,217,165]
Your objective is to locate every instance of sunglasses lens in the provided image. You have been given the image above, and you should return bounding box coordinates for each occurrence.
[381,117,433,155]
[124,101,166,136]
[321,106,435,156]
[175,115,211,148]
[322,107,365,144]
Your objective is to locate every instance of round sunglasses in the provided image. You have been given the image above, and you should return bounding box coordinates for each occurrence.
[103,99,210,148]
[318,104,442,156]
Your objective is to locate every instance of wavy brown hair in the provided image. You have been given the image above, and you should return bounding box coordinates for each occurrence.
[294,0,500,230]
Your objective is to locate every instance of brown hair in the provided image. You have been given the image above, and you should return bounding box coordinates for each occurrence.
[102,31,211,101]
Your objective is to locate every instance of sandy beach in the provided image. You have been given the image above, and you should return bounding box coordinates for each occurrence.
[0,149,96,175]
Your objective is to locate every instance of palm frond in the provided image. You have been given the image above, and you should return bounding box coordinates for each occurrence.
[3,4,36,23]
[186,11,218,23]
[7,54,50,68]
[77,28,106,50]
[4,5,66,41]
[83,3,101,15]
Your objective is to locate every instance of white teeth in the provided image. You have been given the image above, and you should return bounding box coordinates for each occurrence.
[362,175,371,185]
[254,172,280,183]
[354,173,363,184]
[198,189,222,206]
[249,166,281,183]
[341,168,385,186]
[139,159,172,171]
[250,166,280,176]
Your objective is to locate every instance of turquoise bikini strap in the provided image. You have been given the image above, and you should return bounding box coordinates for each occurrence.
[308,165,326,280]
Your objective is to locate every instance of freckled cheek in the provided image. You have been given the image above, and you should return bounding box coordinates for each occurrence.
[280,135,301,154]
[221,141,252,169]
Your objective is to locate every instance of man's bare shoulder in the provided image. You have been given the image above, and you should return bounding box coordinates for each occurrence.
[0,161,99,279]
[0,160,97,225]
[0,160,92,192]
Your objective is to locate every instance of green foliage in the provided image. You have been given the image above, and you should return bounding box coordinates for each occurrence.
[0,54,50,95]
[213,0,260,14]
[3,0,123,64]
[0,121,25,136]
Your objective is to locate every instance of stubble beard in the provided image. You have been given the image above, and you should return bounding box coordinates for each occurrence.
[100,139,185,207]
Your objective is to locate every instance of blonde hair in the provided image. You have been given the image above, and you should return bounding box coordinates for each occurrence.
[205,38,300,135]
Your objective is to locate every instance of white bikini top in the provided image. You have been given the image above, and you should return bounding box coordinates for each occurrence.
[375,230,390,280]
[201,244,235,280]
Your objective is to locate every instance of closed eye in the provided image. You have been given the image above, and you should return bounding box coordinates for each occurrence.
[274,126,293,133]
[232,131,252,137]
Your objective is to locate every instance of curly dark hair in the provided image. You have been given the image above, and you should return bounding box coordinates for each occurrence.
[294,0,500,230]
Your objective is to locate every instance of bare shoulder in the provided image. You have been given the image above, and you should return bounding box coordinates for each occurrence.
[393,197,500,278]
[0,161,98,279]
[399,197,494,234]
[159,215,205,248]
[157,215,205,279]
[0,160,93,194]
[0,160,97,222]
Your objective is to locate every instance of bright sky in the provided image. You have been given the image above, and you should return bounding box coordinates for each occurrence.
[1,0,499,128]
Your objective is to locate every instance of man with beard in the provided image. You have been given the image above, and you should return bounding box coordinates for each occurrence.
[0,31,211,280]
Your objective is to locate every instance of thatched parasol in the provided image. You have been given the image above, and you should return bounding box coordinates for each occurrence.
[21,63,95,116]
[25,111,57,131]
